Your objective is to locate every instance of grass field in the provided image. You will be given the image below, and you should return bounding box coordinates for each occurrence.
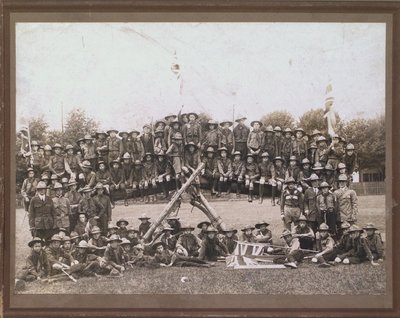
[14,194,387,295]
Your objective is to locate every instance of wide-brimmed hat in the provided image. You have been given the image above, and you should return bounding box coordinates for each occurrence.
[53,143,63,149]
[294,127,305,134]
[64,144,74,152]
[134,160,143,166]
[70,231,80,240]
[67,180,78,187]
[172,132,183,140]
[138,213,150,220]
[316,136,327,143]
[280,229,292,238]
[337,163,346,170]
[152,241,166,250]
[311,129,322,136]
[91,226,102,234]
[218,147,228,154]
[83,134,93,141]
[206,147,215,153]
[260,152,270,158]
[233,151,241,157]
[264,125,274,133]
[120,238,132,246]
[319,181,330,188]
[348,225,363,233]
[28,237,43,248]
[118,131,129,138]
[284,128,293,134]
[108,224,119,230]
[207,120,218,127]
[171,119,181,126]
[166,216,180,221]
[162,226,174,232]
[255,221,269,229]
[127,227,139,233]
[50,234,62,242]
[246,153,255,158]
[284,177,296,184]
[80,160,92,169]
[338,174,348,182]
[108,234,122,243]
[155,119,166,127]
[241,224,255,231]
[187,112,199,119]
[110,159,120,166]
[44,145,53,151]
[185,142,198,150]
[76,138,85,145]
[235,115,247,122]
[273,156,285,163]
[116,218,129,227]
[130,129,140,136]
[27,168,34,173]
[50,174,59,180]
[220,121,233,127]
[341,221,351,229]
[180,224,195,231]
[96,131,108,137]
[53,182,63,190]
[95,182,105,190]
[154,127,165,135]
[197,221,211,229]
[107,129,118,135]
[62,236,71,242]
[318,223,330,231]
[312,162,324,171]
[164,114,177,121]
[363,223,378,231]
[77,240,89,249]
[346,143,355,150]
[222,226,238,234]
[205,226,218,233]
[289,155,298,162]
[122,152,131,160]
[324,164,335,171]
[298,215,308,222]
[309,173,320,181]
[250,120,263,127]
[36,181,48,190]
[273,126,282,132]
[301,158,310,165]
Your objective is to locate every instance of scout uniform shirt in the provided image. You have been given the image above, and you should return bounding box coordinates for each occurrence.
[244,162,260,179]
[104,245,126,267]
[247,129,264,152]
[20,249,50,280]
[95,138,109,162]
[141,133,155,155]
[138,221,152,238]
[281,137,293,162]
[49,154,72,176]
[143,161,156,182]
[21,177,38,201]
[154,135,167,155]
[110,167,125,185]
[231,159,245,178]
[119,138,133,158]
[333,186,358,222]
[255,229,272,244]
[233,124,250,145]
[121,162,133,185]
[343,153,359,175]
[82,170,96,188]
[281,188,304,213]
[95,169,112,186]
[44,246,74,275]
[292,138,308,160]
[183,122,202,145]
[263,135,275,159]
[198,237,228,261]
[155,159,172,177]
[285,166,301,182]
[65,154,81,174]
[29,195,56,233]
[303,187,321,223]
[220,128,234,153]
[203,157,218,177]
[176,233,202,256]
[82,143,97,161]
[222,234,238,254]
[364,233,384,260]
[130,137,145,161]
[217,157,232,177]
[202,128,220,149]
[317,234,335,253]
[78,196,104,223]
[52,195,71,229]
[107,137,121,162]
[259,161,275,179]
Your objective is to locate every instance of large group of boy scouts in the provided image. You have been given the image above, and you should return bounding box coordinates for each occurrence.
[15,111,384,288]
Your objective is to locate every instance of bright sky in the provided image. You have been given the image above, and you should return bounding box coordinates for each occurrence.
[16,22,386,131]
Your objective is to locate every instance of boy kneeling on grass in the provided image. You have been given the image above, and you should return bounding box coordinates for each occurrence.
[272,229,304,269]
[100,234,126,276]
[71,240,103,277]
[311,223,336,268]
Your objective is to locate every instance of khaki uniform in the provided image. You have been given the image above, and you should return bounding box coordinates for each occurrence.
[334,186,358,223]
[281,189,304,230]
[52,196,71,231]
[29,195,56,241]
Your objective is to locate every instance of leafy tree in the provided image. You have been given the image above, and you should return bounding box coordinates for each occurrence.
[298,108,343,135]
[342,114,385,174]
[47,130,65,146]
[27,116,49,144]
[63,108,99,146]
[260,111,296,130]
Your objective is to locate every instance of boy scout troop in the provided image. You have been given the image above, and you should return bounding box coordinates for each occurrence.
[17,110,384,288]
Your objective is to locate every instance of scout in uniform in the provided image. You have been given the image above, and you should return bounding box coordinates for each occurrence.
[243,154,260,202]
[176,223,202,257]
[70,231,81,249]
[142,153,157,203]
[198,226,228,261]
[64,144,80,180]
[45,234,75,276]
[166,216,181,236]
[254,221,272,244]
[241,224,256,243]
[52,182,71,234]
[107,129,121,163]
[315,136,329,167]
[130,130,144,161]
[131,160,145,202]
[303,174,322,233]
[102,234,126,275]
[272,230,304,269]
[363,223,384,261]
[120,238,135,263]
[163,114,176,146]
[311,223,336,267]
[280,177,304,231]
[121,153,133,193]
[298,158,313,191]
[64,180,82,231]
[109,159,127,205]
[258,152,276,205]
[93,183,112,234]
[327,134,345,170]
[285,156,301,184]
[71,240,102,277]
[160,226,178,251]
[221,227,238,254]
[292,128,308,162]
[116,218,129,239]
[21,168,38,212]
[247,120,264,160]
[119,131,132,159]
[273,126,284,159]
[95,131,109,165]
[262,125,276,160]
[48,144,73,180]
[312,161,325,179]
[334,174,358,225]
[322,164,336,189]
[47,174,59,198]
[62,236,73,258]
[166,132,184,189]
[182,112,202,147]
[291,215,314,250]
[78,187,104,232]
[16,237,49,284]
[343,143,359,177]
[201,147,218,196]
[216,147,233,197]
[81,135,98,169]
[230,151,245,197]
[25,140,43,177]
[182,142,202,194]
[333,221,352,258]
[28,181,56,241]
[167,119,182,148]
[220,120,235,155]
[316,181,337,236]
[107,224,118,238]
[88,226,108,257]
[78,160,96,189]
[201,120,221,153]
[233,116,250,159]
[155,151,172,199]
[197,221,211,241]
[126,227,140,246]
[95,161,112,194]
[40,144,53,177]
[273,156,286,198]
[281,128,293,163]
[336,163,349,188]
[138,213,152,239]
[154,127,168,155]
[74,213,89,239]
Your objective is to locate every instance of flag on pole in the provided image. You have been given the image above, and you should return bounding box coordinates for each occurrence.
[323,83,337,136]
[171,51,183,96]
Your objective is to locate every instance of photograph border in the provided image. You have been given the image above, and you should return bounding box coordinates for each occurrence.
[1,1,399,317]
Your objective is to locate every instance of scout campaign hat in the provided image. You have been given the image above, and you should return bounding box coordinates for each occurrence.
[119,131,129,138]
[316,136,327,143]
[289,155,298,162]
[157,150,166,157]
[187,112,199,119]
[41,175,49,181]
[205,226,219,233]
[311,129,322,136]
[165,114,177,121]
[338,174,348,181]
[319,181,330,188]
[309,142,318,149]
[152,241,167,250]
[120,238,132,246]
[138,213,150,220]
[96,131,108,137]
[70,231,80,240]
[363,223,378,231]
[218,147,228,154]
[185,142,199,150]
[255,221,269,229]
[309,174,320,181]
[155,119,166,127]
[36,181,48,190]
[50,234,62,242]
[76,137,85,145]
[122,152,131,160]
[250,120,263,127]
[154,127,165,135]
[31,140,39,146]
[318,223,330,231]
[134,160,143,166]
[116,218,129,227]
[62,236,71,242]
[111,159,121,166]
[301,158,310,165]
[207,120,218,127]
[284,127,293,134]
[108,234,122,243]
[134,244,145,251]
[78,240,89,249]
[246,153,255,158]
[294,127,305,134]
[197,221,211,229]
[67,180,77,187]
[241,224,255,232]
[107,129,118,135]
[180,223,195,231]
[64,144,74,152]
[44,145,52,151]
[264,125,275,133]
[53,143,63,149]
[273,126,282,132]
[280,229,292,238]
[298,215,308,222]
[235,115,247,122]
[28,237,43,248]
[58,227,67,233]
[260,152,269,158]
[27,168,34,173]
[233,151,241,157]
[127,226,139,233]
[341,221,351,229]
[53,182,63,190]
[324,164,335,171]
[284,177,296,184]
[51,174,59,180]
[144,153,154,161]
[83,134,93,141]
[220,120,233,127]
[170,118,181,127]
[348,225,363,233]
[142,124,152,130]
[91,226,102,234]
[273,156,285,163]
[172,132,183,140]
[95,183,104,190]
[166,216,180,221]
[337,163,347,170]
[346,143,355,150]
[312,162,324,171]
[222,226,238,234]
[130,129,140,136]
[162,226,174,232]
[80,160,92,170]
[206,147,215,153]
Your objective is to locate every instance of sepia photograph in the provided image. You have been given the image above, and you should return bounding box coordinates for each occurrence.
[13,20,387,298]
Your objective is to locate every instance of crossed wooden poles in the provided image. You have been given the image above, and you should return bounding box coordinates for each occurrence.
[142,162,227,242]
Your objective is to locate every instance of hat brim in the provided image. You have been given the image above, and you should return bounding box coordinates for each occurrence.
[241,227,255,231]
[197,222,211,229]
[235,117,247,122]
[116,221,129,227]
[28,239,43,248]
[152,242,166,250]
[255,223,269,229]
[222,229,238,234]
[138,217,150,220]
[107,130,119,134]
[220,121,233,127]
[363,227,378,231]
[181,227,195,231]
